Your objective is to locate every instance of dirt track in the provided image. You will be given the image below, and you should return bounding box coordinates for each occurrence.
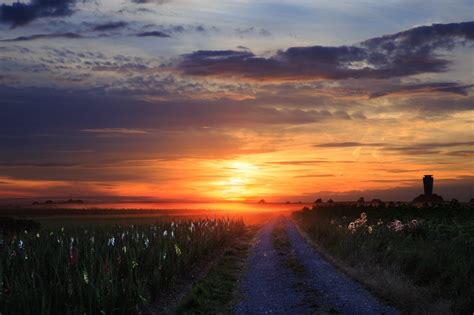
[234,217,398,315]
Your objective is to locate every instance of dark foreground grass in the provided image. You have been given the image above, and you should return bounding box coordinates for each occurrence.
[1,218,245,314]
[175,226,257,314]
[293,203,474,314]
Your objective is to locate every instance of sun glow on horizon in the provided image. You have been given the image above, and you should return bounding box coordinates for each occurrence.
[209,161,268,201]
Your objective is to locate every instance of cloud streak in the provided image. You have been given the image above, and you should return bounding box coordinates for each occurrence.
[176,22,474,81]
[0,0,78,27]
[0,32,83,42]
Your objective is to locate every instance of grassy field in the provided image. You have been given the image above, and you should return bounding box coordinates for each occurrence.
[293,203,474,314]
[0,217,245,314]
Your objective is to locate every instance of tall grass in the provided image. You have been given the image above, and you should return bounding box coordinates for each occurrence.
[293,204,474,313]
[0,218,245,314]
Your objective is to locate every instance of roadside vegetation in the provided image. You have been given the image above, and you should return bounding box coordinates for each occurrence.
[272,217,320,312]
[1,218,245,314]
[293,203,474,314]
[176,225,257,314]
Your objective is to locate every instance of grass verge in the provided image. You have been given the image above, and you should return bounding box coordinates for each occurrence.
[175,226,257,314]
[293,205,474,314]
[272,217,322,312]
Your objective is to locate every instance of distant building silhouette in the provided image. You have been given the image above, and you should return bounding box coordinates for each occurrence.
[413,175,444,204]
[423,175,433,196]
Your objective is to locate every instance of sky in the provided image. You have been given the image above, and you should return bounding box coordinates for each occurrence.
[0,0,473,202]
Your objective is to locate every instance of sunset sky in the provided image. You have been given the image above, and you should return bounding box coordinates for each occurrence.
[0,0,473,202]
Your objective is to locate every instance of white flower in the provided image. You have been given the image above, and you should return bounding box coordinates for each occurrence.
[18,240,24,249]
[163,230,168,237]
[83,271,89,284]
[175,244,182,256]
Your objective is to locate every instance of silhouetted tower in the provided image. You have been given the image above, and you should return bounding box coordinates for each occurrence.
[423,175,433,196]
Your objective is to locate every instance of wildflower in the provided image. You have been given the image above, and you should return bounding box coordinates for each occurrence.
[131,261,138,269]
[163,251,167,260]
[24,230,28,235]
[175,244,182,256]
[144,238,150,247]
[388,219,404,232]
[122,246,127,254]
[108,237,115,247]
[163,230,168,237]
[61,227,64,233]
[171,230,175,238]
[368,226,373,234]
[347,222,356,234]
[49,231,54,236]
[35,233,40,238]
[18,240,24,249]
[377,219,383,225]
[83,271,89,284]
[24,254,29,260]
[67,282,73,296]
[330,219,335,225]
[68,247,78,267]
[121,233,125,240]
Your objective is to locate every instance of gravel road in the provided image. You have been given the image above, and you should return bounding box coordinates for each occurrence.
[234,217,399,315]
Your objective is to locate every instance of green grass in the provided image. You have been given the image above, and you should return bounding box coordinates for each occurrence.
[1,218,245,314]
[293,204,474,314]
[176,226,256,314]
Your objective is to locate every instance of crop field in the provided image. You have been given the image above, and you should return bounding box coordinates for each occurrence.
[293,203,474,314]
[0,217,245,314]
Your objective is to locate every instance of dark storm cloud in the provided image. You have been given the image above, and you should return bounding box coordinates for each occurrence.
[176,22,474,81]
[92,21,128,32]
[136,31,170,37]
[0,0,78,27]
[0,32,83,42]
